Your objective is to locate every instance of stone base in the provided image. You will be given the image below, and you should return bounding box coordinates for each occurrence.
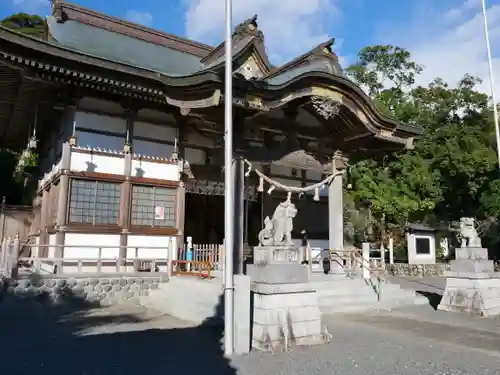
[438,274,500,317]
[455,247,488,260]
[254,246,301,265]
[251,282,331,352]
[247,264,309,284]
[449,259,494,273]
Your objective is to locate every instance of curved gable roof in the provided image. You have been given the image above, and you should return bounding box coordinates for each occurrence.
[46,16,204,76]
[53,1,213,57]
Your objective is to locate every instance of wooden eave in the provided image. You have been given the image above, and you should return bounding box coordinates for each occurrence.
[241,72,422,138]
[0,25,223,94]
[53,1,213,58]
[0,24,420,153]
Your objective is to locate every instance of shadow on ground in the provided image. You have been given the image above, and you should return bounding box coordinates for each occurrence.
[0,280,233,375]
[416,290,443,310]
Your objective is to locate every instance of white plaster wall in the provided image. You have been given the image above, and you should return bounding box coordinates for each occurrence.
[31,236,40,258]
[63,233,121,274]
[34,235,58,274]
[127,235,176,272]
[407,233,436,264]
[39,159,62,189]
[126,235,175,258]
[70,149,125,175]
[48,234,56,259]
[130,159,180,181]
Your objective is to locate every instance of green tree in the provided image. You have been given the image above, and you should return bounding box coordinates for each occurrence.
[345,45,500,256]
[1,13,47,39]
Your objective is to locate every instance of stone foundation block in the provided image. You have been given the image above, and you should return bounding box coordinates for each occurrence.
[247,264,309,284]
[449,259,494,273]
[455,247,488,261]
[251,282,331,352]
[438,275,500,317]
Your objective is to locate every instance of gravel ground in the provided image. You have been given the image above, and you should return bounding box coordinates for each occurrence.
[1,289,500,375]
[231,309,500,375]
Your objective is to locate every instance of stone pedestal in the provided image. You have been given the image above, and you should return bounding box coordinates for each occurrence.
[251,282,331,351]
[248,245,330,351]
[449,248,493,273]
[438,247,500,317]
[248,246,309,284]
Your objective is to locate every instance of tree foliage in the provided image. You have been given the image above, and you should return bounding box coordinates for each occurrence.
[345,44,500,255]
[1,13,47,39]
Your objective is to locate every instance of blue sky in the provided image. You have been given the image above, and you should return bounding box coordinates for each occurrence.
[2,0,500,94]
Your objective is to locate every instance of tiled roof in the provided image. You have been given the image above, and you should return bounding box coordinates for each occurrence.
[47,16,204,76]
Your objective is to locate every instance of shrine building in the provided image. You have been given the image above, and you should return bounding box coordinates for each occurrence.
[0,2,420,267]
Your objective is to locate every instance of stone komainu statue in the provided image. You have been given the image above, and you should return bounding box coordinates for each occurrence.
[258,196,298,246]
[459,217,482,248]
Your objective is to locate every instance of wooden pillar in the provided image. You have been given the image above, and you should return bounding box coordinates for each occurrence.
[118,107,135,267]
[328,151,347,274]
[39,189,50,254]
[120,153,132,267]
[54,142,71,272]
[233,113,246,275]
[175,112,187,255]
[176,183,185,261]
[233,157,245,274]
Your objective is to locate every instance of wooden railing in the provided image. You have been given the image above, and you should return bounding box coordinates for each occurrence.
[18,256,169,275]
[4,242,174,276]
[178,244,222,270]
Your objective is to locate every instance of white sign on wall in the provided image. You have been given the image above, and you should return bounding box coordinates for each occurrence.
[155,206,165,220]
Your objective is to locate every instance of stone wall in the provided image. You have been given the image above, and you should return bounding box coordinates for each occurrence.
[386,262,500,277]
[385,263,451,277]
[0,274,168,306]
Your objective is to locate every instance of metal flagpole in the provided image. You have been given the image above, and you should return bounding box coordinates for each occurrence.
[481,0,500,170]
[223,0,235,357]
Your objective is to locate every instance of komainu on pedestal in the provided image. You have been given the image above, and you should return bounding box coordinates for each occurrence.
[438,217,500,317]
[247,194,331,351]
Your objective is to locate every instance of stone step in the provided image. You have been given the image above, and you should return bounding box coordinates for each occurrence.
[320,294,428,315]
[317,288,417,307]
[318,293,379,307]
[139,277,222,325]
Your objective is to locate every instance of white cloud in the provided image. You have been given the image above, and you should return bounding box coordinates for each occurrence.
[383,1,500,97]
[11,0,50,14]
[126,10,153,26]
[184,0,340,64]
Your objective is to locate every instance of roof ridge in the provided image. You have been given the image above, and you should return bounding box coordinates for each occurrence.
[53,1,214,58]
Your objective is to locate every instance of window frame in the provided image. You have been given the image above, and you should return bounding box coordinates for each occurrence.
[130,184,178,229]
[67,178,122,226]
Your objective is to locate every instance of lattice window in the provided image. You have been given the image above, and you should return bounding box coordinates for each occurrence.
[131,185,176,227]
[68,180,121,225]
